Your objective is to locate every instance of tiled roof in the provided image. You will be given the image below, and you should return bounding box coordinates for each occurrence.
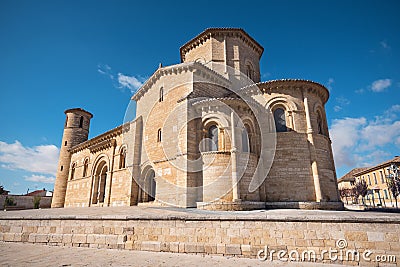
[338,167,370,183]
[25,190,46,196]
[354,156,400,176]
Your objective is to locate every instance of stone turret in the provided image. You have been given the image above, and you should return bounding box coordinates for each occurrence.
[51,108,93,208]
[180,28,264,82]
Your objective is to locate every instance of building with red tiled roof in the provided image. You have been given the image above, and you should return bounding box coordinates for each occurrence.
[338,167,370,190]
[25,189,47,197]
[353,156,400,207]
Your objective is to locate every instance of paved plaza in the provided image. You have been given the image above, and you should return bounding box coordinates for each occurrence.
[1,242,344,267]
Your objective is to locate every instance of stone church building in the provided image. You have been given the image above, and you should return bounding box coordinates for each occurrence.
[51,28,343,210]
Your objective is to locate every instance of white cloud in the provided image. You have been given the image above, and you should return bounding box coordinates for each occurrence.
[117,73,143,94]
[333,96,350,112]
[370,79,392,92]
[97,64,144,94]
[330,105,400,168]
[360,120,400,150]
[97,64,114,79]
[388,104,400,113]
[355,88,365,94]
[333,106,342,112]
[0,141,59,175]
[24,175,55,184]
[330,117,367,167]
[336,96,350,106]
[380,40,390,50]
[326,78,334,90]
[262,72,271,79]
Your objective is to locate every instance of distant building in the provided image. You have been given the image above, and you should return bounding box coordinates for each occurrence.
[340,156,400,207]
[1,188,53,210]
[25,188,48,197]
[0,189,10,195]
[338,168,369,190]
[338,167,369,204]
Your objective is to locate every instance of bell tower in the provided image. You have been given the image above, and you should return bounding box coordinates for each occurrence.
[180,28,264,82]
[51,108,93,208]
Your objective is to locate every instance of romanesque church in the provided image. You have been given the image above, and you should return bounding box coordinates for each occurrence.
[52,28,343,210]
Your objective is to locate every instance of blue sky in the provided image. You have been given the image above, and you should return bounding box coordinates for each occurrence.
[0,0,399,194]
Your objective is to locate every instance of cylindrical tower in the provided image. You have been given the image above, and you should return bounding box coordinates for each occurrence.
[51,108,93,208]
[259,80,343,210]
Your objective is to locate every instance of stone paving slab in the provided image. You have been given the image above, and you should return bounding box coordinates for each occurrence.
[0,242,342,267]
[1,206,400,222]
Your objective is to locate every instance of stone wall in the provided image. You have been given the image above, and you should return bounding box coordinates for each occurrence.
[0,195,52,210]
[65,130,136,208]
[0,213,398,265]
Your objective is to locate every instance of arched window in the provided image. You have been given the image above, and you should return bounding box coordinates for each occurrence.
[208,125,218,151]
[83,158,89,177]
[246,64,253,80]
[242,127,249,153]
[274,108,287,132]
[159,87,164,102]
[119,147,126,169]
[79,116,84,128]
[70,163,76,180]
[317,111,324,135]
[65,116,68,127]
[157,128,162,142]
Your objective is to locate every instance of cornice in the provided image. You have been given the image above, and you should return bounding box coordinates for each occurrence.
[69,123,129,154]
[88,139,116,154]
[257,79,330,104]
[64,108,93,118]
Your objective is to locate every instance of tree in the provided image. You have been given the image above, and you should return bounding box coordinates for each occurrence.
[33,196,41,209]
[353,179,368,206]
[4,196,16,208]
[0,185,4,195]
[387,176,400,208]
[339,188,352,205]
[339,189,346,204]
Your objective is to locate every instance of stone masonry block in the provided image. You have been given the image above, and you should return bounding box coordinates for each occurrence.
[160,242,170,252]
[169,242,179,253]
[3,233,15,242]
[72,234,87,244]
[62,234,72,243]
[105,235,118,244]
[367,232,384,242]
[225,244,241,255]
[184,243,198,253]
[49,234,63,243]
[10,226,23,233]
[216,244,225,254]
[117,235,127,244]
[241,244,251,253]
[35,234,50,243]
[204,244,216,254]
[141,241,161,252]
[28,233,36,243]
[94,234,107,244]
